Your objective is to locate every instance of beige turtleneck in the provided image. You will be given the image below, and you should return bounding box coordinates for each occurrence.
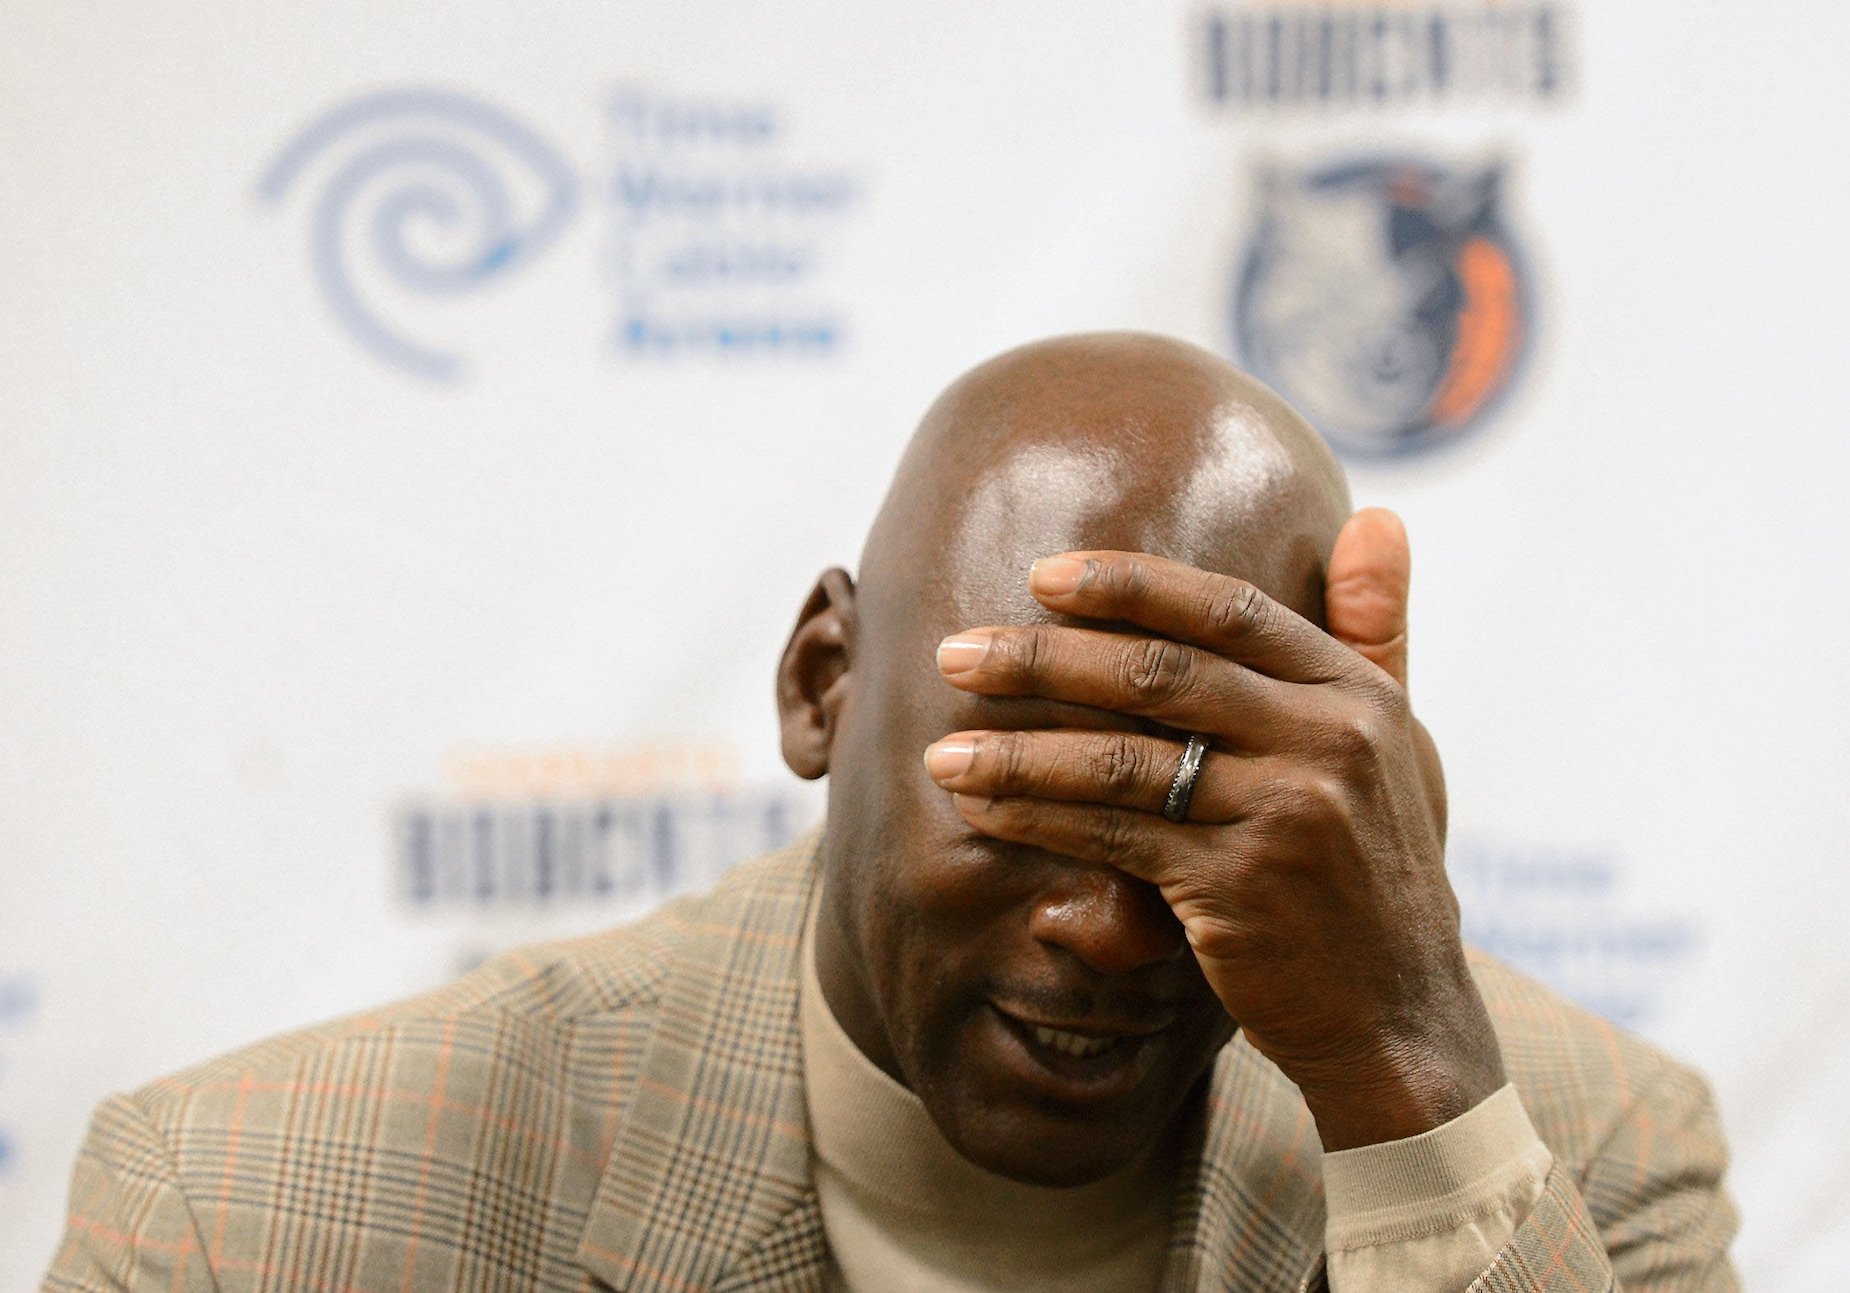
[799,897,1175,1292]
[799,895,1550,1291]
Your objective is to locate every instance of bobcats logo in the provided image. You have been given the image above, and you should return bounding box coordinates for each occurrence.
[1234,157,1530,458]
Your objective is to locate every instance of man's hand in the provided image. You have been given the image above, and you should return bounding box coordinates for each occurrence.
[923,509,1504,1150]
[1324,507,1448,839]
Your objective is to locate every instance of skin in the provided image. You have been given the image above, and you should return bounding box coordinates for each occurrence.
[776,332,1504,1187]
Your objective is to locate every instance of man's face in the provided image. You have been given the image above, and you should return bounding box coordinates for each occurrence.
[818,615,1238,1186]
[811,449,1267,1187]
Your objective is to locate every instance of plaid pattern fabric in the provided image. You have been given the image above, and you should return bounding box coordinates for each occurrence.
[45,831,1738,1291]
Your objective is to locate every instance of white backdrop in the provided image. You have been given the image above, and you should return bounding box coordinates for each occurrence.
[4,1,1848,1286]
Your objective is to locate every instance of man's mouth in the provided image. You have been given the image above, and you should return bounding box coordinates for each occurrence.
[1030,1024,1123,1059]
[980,1003,1174,1105]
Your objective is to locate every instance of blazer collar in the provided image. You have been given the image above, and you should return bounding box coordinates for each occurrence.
[575,828,1328,1292]
[577,829,828,1292]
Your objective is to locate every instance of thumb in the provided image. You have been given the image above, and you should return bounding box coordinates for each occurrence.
[1326,506,1411,690]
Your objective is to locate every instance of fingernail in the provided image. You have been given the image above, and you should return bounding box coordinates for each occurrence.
[924,739,975,780]
[937,633,991,674]
[951,792,994,815]
[1029,556,1089,596]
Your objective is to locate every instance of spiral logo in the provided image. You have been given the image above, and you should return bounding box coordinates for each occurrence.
[258,88,578,381]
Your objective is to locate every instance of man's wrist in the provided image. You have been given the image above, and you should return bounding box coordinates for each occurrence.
[1295,998,1509,1152]
[1303,1070,1503,1152]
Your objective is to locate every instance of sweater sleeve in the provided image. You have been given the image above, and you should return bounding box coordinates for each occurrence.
[1322,1085,1551,1291]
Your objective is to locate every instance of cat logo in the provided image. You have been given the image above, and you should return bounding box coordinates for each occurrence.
[1233,157,1531,458]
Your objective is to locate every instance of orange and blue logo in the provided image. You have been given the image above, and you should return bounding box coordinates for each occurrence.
[1234,156,1531,458]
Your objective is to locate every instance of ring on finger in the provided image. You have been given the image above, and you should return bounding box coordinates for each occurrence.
[1162,732,1212,823]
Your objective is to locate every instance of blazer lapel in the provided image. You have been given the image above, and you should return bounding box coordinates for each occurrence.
[577,832,829,1293]
[1163,1037,1329,1293]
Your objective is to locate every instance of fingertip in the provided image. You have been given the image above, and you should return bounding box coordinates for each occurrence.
[923,737,977,781]
[1338,507,1409,560]
[1330,508,1411,593]
[1351,505,1406,539]
[1028,555,1092,598]
[937,632,993,675]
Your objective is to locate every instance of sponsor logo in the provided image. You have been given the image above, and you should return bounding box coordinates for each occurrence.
[258,87,579,382]
[1233,155,1530,458]
[259,85,863,380]
[1200,2,1572,111]
[397,792,806,907]
[605,88,861,357]
[1451,838,1698,1029]
[394,742,817,911]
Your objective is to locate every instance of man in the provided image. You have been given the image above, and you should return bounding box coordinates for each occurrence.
[46,334,1736,1291]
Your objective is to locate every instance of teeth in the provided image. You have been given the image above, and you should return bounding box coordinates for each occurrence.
[1031,1025,1121,1059]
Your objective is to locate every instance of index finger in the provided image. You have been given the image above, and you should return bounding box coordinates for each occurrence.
[1027,551,1352,686]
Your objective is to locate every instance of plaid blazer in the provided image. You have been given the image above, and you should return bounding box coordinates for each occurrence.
[45,831,1738,1292]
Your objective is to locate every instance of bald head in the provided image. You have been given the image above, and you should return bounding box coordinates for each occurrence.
[778,332,1364,1186]
[858,332,1352,637]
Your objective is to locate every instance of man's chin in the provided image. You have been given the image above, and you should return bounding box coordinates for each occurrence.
[938,1104,1151,1187]
[915,1067,1176,1187]
[908,1006,1215,1183]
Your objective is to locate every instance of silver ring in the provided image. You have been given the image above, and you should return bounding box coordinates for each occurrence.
[1162,732,1212,823]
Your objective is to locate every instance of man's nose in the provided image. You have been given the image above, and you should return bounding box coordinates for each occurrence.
[1027,866,1188,976]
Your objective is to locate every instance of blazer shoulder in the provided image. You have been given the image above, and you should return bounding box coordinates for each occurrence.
[1466,946,1724,1172]
[130,835,819,1129]
[53,837,821,1289]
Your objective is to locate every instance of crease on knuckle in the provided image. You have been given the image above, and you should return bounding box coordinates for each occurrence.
[988,730,1032,793]
[1204,579,1268,642]
[1084,807,1135,859]
[1093,735,1148,801]
[1100,555,1151,606]
[995,626,1045,687]
[1122,637,1195,708]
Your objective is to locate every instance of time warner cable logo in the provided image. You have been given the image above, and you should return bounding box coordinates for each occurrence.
[258,87,578,382]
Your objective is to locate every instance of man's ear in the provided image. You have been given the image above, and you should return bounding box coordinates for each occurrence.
[776,567,857,780]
